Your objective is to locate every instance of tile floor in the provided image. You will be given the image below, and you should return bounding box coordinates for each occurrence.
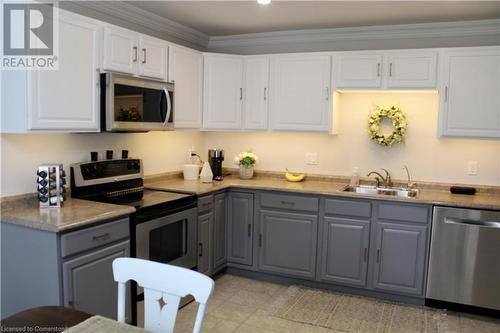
[173,274,500,333]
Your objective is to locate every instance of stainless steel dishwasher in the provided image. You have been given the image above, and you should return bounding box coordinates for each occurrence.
[427,206,500,311]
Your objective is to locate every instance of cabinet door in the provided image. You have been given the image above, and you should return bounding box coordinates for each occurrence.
[62,240,130,320]
[243,56,269,130]
[320,217,369,287]
[335,54,383,88]
[103,26,136,75]
[203,54,243,129]
[439,47,500,138]
[385,51,437,88]
[371,222,427,296]
[29,12,100,131]
[213,193,227,270]
[198,211,213,275]
[169,45,203,129]
[269,54,331,132]
[138,36,167,81]
[258,210,318,279]
[227,192,254,266]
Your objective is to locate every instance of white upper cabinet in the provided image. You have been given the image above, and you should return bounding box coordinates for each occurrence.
[103,26,167,81]
[243,56,270,130]
[335,50,437,89]
[102,26,136,75]
[269,54,332,132]
[385,51,437,88]
[438,46,500,139]
[203,54,243,130]
[168,45,203,129]
[1,10,101,132]
[336,54,383,88]
[137,36,168,80]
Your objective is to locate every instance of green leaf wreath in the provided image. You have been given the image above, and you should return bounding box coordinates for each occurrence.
[368,106,407,147]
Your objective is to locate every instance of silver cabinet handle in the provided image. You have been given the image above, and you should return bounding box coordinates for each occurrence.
[240,88,243,101]
[247,224,252,237]
[376,249,380,263]
[198,243,203,257]
[377,63,381,77]
[92,233,110,242]
[264,87,267,101]
[280,200,295,206]
[444,86,449,102]
[364,248,368,262]
[325,87,329,101]
[133,46,138,62]
[258,234,263,247]
[142,48,146,64]
[389,63,393,77]
[445,217,500,229]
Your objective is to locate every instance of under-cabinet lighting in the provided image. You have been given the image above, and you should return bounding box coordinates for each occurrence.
[257,0,271,5]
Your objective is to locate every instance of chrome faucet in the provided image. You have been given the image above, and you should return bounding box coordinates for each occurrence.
[367,168,392,187]
[403,165,415,189]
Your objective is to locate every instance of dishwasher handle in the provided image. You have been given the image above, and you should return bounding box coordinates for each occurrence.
[445,217,500,229]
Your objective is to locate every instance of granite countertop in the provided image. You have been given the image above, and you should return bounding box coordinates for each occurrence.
[0,196,135,233]
[147,175,500,211]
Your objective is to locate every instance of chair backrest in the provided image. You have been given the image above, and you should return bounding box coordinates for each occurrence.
[112,258,214,333]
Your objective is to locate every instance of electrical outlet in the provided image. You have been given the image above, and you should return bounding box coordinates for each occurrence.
[306,152,318,165]
[467,161,478,176]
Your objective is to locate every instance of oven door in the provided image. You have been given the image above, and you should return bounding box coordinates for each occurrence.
[104,73,174,132]
[135,207,197,269]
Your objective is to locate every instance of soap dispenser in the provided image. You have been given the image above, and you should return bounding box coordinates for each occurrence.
[350,167,360,187]
[200,162,213,183]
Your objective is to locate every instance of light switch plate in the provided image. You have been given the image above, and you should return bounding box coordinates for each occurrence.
[467,161,478,176]
[306,152,318,165]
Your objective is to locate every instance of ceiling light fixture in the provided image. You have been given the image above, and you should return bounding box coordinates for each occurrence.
[257,0,271,5]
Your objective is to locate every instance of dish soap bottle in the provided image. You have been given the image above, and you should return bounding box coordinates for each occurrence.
[200,161,213,183]
[349,167,360,187]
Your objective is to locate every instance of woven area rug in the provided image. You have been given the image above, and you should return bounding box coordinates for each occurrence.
[270,286,447,333]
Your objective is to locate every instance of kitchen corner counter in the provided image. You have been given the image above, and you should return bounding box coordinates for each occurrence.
[0,196,135,233]
[146,176,500,211]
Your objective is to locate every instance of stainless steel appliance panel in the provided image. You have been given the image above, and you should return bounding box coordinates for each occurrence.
[427,206,500,310]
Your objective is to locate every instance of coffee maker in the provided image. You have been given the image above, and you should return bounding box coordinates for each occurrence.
[208,149,224,181]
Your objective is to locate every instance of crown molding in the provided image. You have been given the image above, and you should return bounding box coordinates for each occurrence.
[208,19,500,50]
[67,1,210,49]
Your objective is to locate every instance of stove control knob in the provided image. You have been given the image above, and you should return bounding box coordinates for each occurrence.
[133,162,140,170]
[127,162,133,170]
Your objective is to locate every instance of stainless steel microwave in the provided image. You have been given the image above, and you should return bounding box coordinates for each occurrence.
[101,73,174,132]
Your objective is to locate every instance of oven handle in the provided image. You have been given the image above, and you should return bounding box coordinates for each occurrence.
[162,88,172,127]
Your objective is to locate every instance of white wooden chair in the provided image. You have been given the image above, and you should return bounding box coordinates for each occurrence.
[112,257,214,333]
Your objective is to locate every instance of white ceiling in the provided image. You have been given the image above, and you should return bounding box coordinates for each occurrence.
[125,1,500,36]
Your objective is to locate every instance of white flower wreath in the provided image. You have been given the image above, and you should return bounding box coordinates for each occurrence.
[368,106,407,147]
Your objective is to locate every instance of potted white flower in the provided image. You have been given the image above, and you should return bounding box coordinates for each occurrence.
[233,150,258,179]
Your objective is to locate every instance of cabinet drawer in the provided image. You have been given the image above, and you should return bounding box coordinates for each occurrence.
[198,195,213,213]
[260,193,318,212]
[61,218,130,258]
[377,203,429,224]
[324,199,371,218]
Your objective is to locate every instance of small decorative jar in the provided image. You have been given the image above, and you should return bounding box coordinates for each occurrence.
[239,164,254,180]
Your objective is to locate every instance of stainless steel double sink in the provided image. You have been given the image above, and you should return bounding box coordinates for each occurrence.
[341,184,419,198]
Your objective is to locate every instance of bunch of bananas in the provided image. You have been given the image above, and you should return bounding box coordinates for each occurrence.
[285,169,306,182]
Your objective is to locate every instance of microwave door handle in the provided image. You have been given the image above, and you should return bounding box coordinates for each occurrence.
[163,88,172,127]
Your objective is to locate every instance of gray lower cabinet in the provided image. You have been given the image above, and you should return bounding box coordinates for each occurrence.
[213,192,227,270]
[62,240,130,319]
[371,221,427,295]
[197,211,212,275]
[258,209,318,279]
[0,216,131,319]
[320,217,370,287]
[227,191,254,266]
